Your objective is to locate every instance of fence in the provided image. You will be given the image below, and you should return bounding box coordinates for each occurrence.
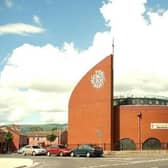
[68,142,168,151]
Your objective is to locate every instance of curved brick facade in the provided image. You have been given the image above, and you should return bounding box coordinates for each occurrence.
[68,54,168,150]
[68,55,113,150]
[114,105,168,150]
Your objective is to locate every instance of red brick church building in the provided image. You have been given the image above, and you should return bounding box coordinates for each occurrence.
[68,54,168,151]
[68,55,113,150]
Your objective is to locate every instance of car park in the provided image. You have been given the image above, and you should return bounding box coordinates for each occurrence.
[22,145,47,156]
[46,144,71,156]
[70,144,103,157]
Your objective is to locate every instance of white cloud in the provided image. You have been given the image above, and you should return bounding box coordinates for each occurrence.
[101,0,168,97]
[0,41,111,124]
[1,0,168,124]
[40,112,68,124]
[0,23,45,35]
[4,0,13,8]
[33,15,41,25]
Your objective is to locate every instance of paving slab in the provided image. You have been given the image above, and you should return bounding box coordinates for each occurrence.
[0,158,33,168]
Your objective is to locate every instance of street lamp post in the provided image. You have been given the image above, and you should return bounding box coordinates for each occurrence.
[137,112,142,150]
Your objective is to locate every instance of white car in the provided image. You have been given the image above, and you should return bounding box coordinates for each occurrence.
[23,145,47,156]
[17,146,26,154]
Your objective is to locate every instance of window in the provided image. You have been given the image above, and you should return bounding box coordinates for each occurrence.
[144,99,148,104]
[161,101,165,105]
[113,100,119,106]
[140,99,144,104]
[155,100,159,105]
[119,138,136,150]
[32,146,40,149]
[78,145,84,149]
[136,99,141,104]
[58,144,65,148]
[142,138,161,150]
[149,100,153,104]
[132,99,137,105]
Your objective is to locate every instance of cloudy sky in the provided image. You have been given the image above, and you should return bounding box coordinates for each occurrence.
[0,0,168,125]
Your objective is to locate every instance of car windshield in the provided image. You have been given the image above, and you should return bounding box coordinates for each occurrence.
[58,145,65,148]
[32,146,41,149]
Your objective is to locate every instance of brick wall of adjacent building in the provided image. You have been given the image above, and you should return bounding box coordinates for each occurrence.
[114,105,168,149]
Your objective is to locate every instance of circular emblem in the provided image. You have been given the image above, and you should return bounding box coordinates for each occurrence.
[90,70,105,88]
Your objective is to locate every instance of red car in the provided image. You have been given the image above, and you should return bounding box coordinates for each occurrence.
[46,144,71,156]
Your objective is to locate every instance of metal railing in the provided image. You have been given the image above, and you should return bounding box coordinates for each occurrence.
[68,142,168,151]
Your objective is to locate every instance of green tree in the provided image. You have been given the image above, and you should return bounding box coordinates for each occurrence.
[52,127,58,131]
[4,132,13,153]
[47,134,56,144]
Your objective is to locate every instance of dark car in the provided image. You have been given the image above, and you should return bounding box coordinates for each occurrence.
[46,144,71,156]
[70,144,103,157]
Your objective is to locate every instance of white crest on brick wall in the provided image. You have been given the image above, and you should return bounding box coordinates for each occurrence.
[90,70,105,88]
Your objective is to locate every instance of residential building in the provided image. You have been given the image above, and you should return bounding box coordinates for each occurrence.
[0,126,28,153]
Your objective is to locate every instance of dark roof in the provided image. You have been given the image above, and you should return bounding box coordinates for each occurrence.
[114,97,168,106]
[24,131,58,137]
[0,125,20,135]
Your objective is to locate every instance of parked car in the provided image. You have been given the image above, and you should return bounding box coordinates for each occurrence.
[46,144,71,156]
[17,146,26,154]
[22,145,47,156]
[70,144,103,157]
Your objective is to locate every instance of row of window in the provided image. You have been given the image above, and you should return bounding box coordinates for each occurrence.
[31,137,46,141]
[114,98,168,106]
[114,138,162,150]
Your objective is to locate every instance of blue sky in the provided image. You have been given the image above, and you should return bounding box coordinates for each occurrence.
[0,0,108,69]
[0,0,168,125]
[0,0,167,70]
[146,0,168,10]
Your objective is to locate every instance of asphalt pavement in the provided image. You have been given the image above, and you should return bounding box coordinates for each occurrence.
[1,150,168,168]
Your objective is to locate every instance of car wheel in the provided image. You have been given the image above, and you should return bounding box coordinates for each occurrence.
[47,152,51,156]
[23,151,26,156]
[86,152,91,158]
[70,152,75,157]
[32,151,36,156]
[59,152,63,157]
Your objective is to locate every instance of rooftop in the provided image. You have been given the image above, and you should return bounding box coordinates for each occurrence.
[113,96,168,106]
